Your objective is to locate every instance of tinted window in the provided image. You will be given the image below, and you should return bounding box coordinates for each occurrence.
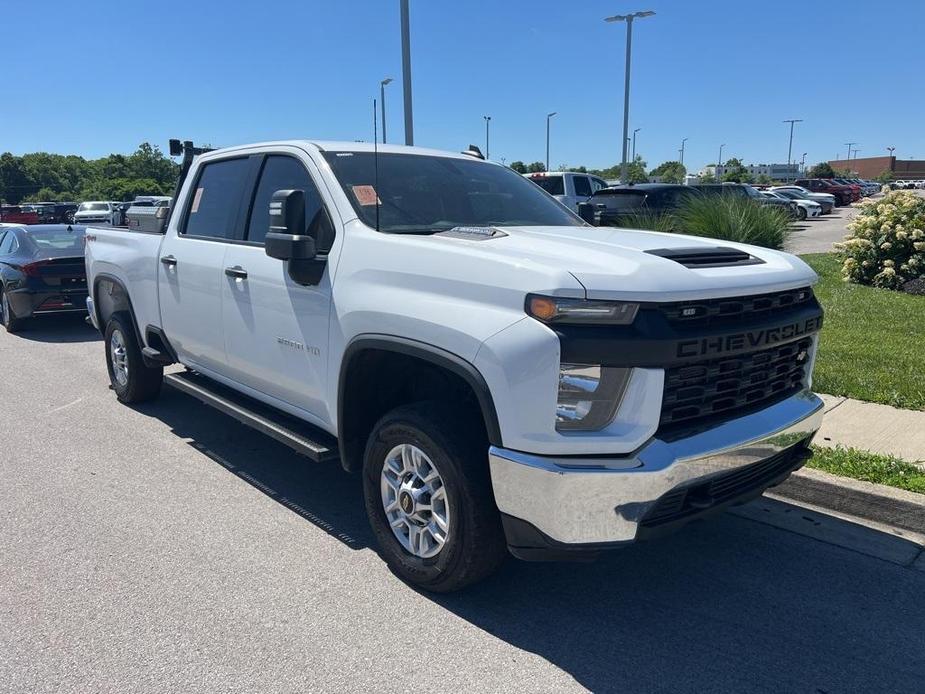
[592,191,646,210]
[529,175,565,196]
[246,155,332,249]
[590,177,607,193]
[26,227,85,250]
[323,153,579,233]
[0,232,13,254]
[183,157,252,239]
[573,176,592,197]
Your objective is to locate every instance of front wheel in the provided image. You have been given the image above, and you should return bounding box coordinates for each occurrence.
[362,402,507,592]
[797,206,807,221]
[104,312,163,403]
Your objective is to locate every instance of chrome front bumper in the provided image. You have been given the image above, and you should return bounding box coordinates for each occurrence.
[489,390,823,547]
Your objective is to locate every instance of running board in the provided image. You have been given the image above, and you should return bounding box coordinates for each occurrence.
[164,371,339,463]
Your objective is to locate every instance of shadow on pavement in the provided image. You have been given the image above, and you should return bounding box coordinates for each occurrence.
[134,381,925,692]
[11,313,100,343]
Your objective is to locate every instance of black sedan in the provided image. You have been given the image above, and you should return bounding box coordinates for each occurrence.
[0,224,88,333]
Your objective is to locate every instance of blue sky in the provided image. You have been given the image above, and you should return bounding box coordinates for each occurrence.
[3,0,923,171]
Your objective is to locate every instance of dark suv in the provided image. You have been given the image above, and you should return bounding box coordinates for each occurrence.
[690,184,799,218]
[583,183,694,226]
[794,179,853,206]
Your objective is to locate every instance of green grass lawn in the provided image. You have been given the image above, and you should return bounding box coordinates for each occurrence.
[801,253,925,410]
[808,446,925,494]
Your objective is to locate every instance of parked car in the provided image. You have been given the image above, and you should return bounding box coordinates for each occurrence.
[762,191,820,220]
[73,201,115,225]
[830,179,863,200]
[523,171,609,211]
[0,224,88,332]
[793,179,853,206]
[770,186,835,214]
[0,205,41,225]
[583,183,694,226]
[690,183,799,218]
[85,139,825,591]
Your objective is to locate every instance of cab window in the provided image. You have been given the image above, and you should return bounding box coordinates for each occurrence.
[182,157,252,240]
[572,176,592,198]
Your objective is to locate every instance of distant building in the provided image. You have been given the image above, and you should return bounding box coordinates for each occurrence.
[827,156,925,180]
[699,163,800,181]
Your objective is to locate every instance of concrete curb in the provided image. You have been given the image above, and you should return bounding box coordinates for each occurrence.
[773,467,925,535]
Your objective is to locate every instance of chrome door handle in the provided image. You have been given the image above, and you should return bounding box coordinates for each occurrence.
[224,266,248,280]
[160,255,177,266]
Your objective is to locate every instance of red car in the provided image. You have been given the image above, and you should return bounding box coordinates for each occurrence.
[0,206,41,225]
[793,179,854,206]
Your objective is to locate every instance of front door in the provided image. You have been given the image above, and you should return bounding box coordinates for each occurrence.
[158,156,254,374]
[220,151,338,426]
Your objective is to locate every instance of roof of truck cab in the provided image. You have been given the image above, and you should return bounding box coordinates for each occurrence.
[198,140,480,161]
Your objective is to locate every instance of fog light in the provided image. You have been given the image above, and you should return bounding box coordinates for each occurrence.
[556,364,632,431]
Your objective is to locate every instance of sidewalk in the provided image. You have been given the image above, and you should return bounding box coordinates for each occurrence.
[815,393,925,464]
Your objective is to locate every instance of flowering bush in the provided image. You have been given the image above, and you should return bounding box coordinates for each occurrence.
[835,190,925,289]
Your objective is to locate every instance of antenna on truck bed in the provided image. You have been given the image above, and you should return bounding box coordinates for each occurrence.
[164,140,215,232]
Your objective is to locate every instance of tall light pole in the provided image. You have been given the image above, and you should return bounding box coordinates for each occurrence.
[605,10,655,184]
[801,152,807,174]
[380,78,393,144]
[851,147,860,160]
[679,137,688,165]
[887,146,895,159]
[545,111,557,171]
[483,116,491,159]
[632,127,641,160]
[844,142,856,164]
[400,0,414,146]
[783,118,802,181]
[718,143,725,178]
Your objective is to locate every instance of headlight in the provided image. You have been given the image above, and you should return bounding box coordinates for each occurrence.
[526,294,639,325]
[556,364,631,431]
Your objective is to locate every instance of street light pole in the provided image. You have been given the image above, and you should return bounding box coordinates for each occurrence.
[400,0,414,146]
[380,78,393,144]
[632,127,640,160]
[717,143,725,178]
[801,152,807,174]
[605,10,655,184]
[783,118,802,181]
[887,146,895,159]
[545,112,557,171]
[680,137,688,165]
[844,142,856,165]
[483,116,491,159]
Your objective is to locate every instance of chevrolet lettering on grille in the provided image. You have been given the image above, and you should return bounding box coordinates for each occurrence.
[676,316,823,358]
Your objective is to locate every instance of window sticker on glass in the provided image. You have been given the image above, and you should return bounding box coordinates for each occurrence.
[191,187,204,213]
[352,185,380,206]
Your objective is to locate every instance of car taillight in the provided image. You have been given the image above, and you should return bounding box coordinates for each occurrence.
[21,261,49,277]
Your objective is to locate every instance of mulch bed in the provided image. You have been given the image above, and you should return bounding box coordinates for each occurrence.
[902,278,925,296]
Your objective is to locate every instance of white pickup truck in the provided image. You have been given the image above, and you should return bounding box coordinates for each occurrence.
[85,139,824,591]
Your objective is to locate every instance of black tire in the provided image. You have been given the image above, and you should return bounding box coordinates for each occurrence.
[0,288,26,333]
[797,206,807,221]
[362,402,507,592]
[104,312,163,403]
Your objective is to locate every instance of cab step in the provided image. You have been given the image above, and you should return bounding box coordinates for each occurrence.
[164,371,339,463]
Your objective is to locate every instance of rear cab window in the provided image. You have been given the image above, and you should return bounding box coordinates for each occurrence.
[182,157,253,240]
[591,191,646,211]
[529,175,564,196]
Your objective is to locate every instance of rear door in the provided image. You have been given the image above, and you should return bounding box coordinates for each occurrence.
[220,149,339,425]
[158,155,256,375]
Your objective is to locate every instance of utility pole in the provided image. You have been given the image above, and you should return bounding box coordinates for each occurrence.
[680,137,688,165]
[844,142,856,165]
[718,143,725,178]
[801,152,807,174]
[605,11,655,185]
[545,112,557,172]
[783,118,802,181]
[483,116,491,159]
[400,0,414,146]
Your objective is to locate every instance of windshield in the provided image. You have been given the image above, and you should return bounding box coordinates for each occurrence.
[78,202,109,212]
[322,152,580,233]
[26,227,86,250]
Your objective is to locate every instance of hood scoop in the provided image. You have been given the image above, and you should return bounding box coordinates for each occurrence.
[436,226,507,241]
[645,246,764,269]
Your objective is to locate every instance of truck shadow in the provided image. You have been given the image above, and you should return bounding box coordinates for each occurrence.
[133,386,924,692]
[133,387,375,551]
[13,314,100,343]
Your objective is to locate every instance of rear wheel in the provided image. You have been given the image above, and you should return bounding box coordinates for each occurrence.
[362,402,507,592]
[0,288,26,333]
[104,312,163,403]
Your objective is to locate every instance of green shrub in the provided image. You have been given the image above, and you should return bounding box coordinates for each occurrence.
[622,211,677,233]
[835,190,925,289]
[673,194,792,249]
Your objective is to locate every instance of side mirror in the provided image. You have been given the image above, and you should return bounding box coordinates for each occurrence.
[265,189,325,286]
[576,201,597,225]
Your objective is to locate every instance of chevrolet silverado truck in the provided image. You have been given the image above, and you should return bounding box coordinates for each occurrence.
[85,139,824,592]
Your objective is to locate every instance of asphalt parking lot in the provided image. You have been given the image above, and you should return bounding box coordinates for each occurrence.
[2,316,924,693]
[785,203,859,255]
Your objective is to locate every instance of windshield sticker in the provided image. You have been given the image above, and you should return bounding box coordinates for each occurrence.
[352,185,380,206]
[191,187,204,213]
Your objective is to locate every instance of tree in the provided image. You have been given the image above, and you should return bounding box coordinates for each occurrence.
[757,174,773,185]
[699,172,717,184]
[833,167,854,178]
[874,170,894,184]
[509,161,526,174]
[525,162,546,173]
[720,158,754,183]
[808,162,835,178]
[0,152,30,204]
[591,156,648,183]
[649,160,686,184]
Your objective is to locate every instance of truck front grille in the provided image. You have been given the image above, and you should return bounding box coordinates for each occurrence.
[660,337,813,429]
[656,287,815,328]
